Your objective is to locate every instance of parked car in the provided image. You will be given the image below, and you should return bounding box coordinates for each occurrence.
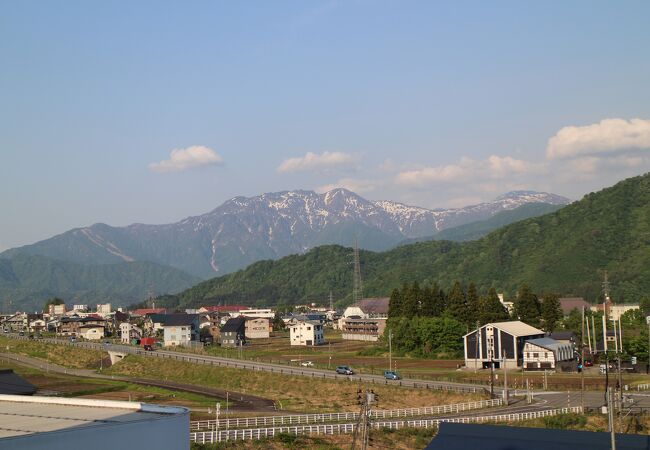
[384,370,401,380]
[300,361,314,367]
[336,365,354,375]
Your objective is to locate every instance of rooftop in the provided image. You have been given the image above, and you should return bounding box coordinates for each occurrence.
[0,394,187,440]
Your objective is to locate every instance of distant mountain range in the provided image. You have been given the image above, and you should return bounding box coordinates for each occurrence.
[1,189,570,279]
[156,172,650,310]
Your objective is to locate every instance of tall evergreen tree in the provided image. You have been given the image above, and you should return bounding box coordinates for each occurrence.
[541,292,562,332]
[402,282,421,318]
[513,284,541,327]
[478,287,510,325]
[445,281,469,325]
[388,288,403,319]
[466,282,480,323]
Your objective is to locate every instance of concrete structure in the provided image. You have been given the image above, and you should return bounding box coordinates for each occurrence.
[96,303,112,316]
[0,394,189,450]
[523,337,574,370]
[160,314,199,347]
[591,299,639,321]
[221,317,246,347]
[290,320,325,346]
[245,317,271,339]
[48,303,66,316]
[463,321,545,369]
[341,318,387,342]
[120,322,142,343]
[78,324,105,340]
[238,308,275,319]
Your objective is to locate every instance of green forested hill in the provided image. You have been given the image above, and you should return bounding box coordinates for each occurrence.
[0,254,201,312]
[155,173,650,309]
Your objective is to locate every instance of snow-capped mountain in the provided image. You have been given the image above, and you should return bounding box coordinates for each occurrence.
[1,189,570,278]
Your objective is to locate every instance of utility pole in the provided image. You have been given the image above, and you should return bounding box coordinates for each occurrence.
[388,329,393,372]
[581,306,585,409]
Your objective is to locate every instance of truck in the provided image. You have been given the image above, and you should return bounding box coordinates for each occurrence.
[140,337,157,351]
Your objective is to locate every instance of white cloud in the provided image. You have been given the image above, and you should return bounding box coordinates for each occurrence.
[547,118,650,160]
[277,151,359,173]
[149,145,223,173]
[395,155,543,187]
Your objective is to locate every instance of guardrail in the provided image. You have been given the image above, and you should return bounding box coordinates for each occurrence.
[6,335,488,395]
[190,406,583,443]
[191,398,503,430]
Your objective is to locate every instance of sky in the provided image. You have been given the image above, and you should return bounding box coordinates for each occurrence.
[1,1,650,251]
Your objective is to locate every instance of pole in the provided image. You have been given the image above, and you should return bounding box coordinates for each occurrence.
[581,306,585,409]
[389,330,393,372]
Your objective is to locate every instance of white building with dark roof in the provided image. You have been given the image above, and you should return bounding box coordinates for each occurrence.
[463,321,545,369]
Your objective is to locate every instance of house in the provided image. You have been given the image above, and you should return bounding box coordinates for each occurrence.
[120,322,142,343]
[558,297,591,316]
[341,318,386,342]
[245,318,270,339]
[221,317,246,347]
[339,297,389,341]
[239,309,275,319]
[591,298,639,321]
[463,321,545,369]
[289,320,325,346]
[78,324,105,340]
[160,314,199,347]
[523,337,575,370]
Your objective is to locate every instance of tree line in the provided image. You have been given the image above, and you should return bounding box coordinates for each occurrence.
[386,282,564,358]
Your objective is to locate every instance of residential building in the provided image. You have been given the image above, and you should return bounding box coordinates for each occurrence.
[523,337,575,370]
[78,324,105,340]
[238,308,275,319]
[48,303,66,316]
[221,317,246,347]
[559,297,591,316]
[160,314,199,347]
[120,322,142,343]
[245,317,270,339]
[289,320,325,346]
[463,321,545,369]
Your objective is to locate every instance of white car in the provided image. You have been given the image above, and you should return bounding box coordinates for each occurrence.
[300,361,314,367]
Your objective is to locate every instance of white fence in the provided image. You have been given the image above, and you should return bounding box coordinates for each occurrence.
[190,406,583,443]
[191,398,503,430]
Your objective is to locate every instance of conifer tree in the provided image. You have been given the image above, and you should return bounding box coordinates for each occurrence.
[445,281,469,325]
[388,287,403,319]
[541,292,562,332]
[478,287,510,325]
[513,284,541,327]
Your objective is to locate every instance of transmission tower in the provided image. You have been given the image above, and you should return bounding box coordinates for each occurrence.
[352,239,363,304]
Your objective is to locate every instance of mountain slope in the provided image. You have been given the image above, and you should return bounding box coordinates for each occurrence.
[0,254,201,312]
[1,189,569,278]
[402,203,565,244]
[155,173,650,309]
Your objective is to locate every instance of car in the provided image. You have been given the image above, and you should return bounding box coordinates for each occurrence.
[384,370,401,380]
[336,365,354,375]
[300,361,314,367]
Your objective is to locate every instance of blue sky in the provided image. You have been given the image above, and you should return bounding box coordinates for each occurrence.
[1,1,650,250]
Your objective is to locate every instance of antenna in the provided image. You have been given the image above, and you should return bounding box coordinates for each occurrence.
[353,239,363,304]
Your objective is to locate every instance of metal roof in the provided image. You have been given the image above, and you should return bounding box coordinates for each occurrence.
[426,422,650,450]
[0,394,187,440]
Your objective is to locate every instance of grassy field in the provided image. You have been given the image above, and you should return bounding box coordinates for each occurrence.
[105,354,486,413]
[0,360,221,409]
